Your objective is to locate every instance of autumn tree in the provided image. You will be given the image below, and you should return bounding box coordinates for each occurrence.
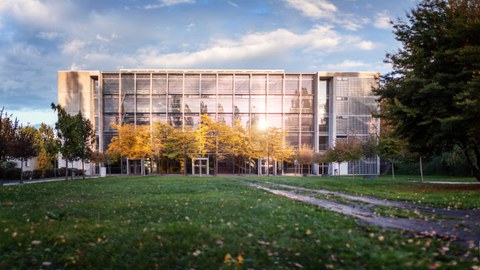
[106,123,152,175]
[88,151,106,175]
[196,115,233,175]
[322,138,363,176]
[374,0,480,180]
[296,144,314,174]
[164,128,199,175]
[251,127,293,175]
[152,121,174,174]
[229,120,255,174]
[34,123,59,177]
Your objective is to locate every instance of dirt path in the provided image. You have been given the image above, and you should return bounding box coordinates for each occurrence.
[246,182,480,246]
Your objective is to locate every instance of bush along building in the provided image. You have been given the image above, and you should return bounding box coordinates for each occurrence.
[58,69,380,176]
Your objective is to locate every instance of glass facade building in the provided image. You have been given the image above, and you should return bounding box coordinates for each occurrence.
[58,69,380,175]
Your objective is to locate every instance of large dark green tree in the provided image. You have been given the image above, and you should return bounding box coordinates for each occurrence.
[375,0,480,180]
[0,108,19,166]
[52,103,95,180]
[11,126,38,182]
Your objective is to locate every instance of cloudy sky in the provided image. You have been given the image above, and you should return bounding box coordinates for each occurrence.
[0,0,417,126]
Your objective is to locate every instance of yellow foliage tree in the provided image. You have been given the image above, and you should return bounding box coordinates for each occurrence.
[106,123,152,175]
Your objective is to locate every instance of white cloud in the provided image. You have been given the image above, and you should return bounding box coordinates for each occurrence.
[144,0,195,10]
[186,23,196,31]
[137,25,341,67]
[343,36,375,50]
[374,11,392,30]
[324,60,369,70]
[37,31,61,40]
[283,0,337,19]
[356,40,375,50]
[0,0,74,29]
[96,33,118,42]
[228,1,239,8]
[69,62,88,71]
[62,39,87,55]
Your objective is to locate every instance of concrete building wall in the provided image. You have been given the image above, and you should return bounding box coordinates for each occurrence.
[58,70,100,124]
[57,71,100,176]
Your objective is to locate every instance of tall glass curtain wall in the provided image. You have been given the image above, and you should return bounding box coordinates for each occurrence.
[101,72,315,152]
[334,77,379,175]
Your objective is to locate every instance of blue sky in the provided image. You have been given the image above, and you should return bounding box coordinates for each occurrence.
[0,0,417,126]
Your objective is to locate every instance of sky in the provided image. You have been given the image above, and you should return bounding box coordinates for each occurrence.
[0,0,418,127]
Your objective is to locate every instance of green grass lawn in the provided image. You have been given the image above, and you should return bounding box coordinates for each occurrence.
[0,176,478,269]
[257,176,480,209]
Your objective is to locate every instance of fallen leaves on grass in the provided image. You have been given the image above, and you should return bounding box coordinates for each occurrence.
[224,253,244,266]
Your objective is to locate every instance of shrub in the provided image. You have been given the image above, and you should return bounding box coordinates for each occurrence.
[0,168,22,180]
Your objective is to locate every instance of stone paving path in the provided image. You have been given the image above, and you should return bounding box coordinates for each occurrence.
[247,182,480,247]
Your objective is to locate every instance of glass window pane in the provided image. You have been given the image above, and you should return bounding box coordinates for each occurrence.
[235,75,249,94]
[122,96,135,113]
[185,74,200,95]
[251,75,266,94]
[301,114,313,132]
[152,74,167,94]
[285,114,299,132]
[168,74,183,94]
[235,114,250,127]
[152,96,167,113]
[285,75,299,95]
[286,132,299,148]
[284,96,300,113]
[218,75,233,95]
[121,74,134,94]
[152,114,167,124]
[217,114,232,126]
[168,95,182,113]
[301,133,313,147]
[137,97,150,113]
[104,96,119,113]
[251,96,265,113]
[136,113,150,126]
[103,74,119,94]
[103,115,117,131]
[136,74,150,95]
[168,115,183,128]
[301,78,313,95]
[217,96,232,113]
[201,75,216,95]
[234,96,249,114]
[184,95,201,113]
[266,114,282,128]
[198,96,216,114]
[268,75,283,94]
[267,96,283,113]
[184,114,199,128]
[301,97,313,113]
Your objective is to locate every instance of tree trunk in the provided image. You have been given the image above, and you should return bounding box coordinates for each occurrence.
[391,160,395,180]
[183,154,188,176]
[20,158,24,183]
[419,156,424,182]
[82,159,85,180]
[65,160,68,180]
